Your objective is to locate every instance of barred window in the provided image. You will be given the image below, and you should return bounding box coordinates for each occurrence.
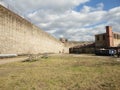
[114,34,117,39]
[103,35,105,40]
[96,36,99,41]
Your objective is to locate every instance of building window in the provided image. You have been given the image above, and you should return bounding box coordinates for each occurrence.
[103,35,105,40]
[117,35,119,39]
[114,34,117,39]
[114,34,115,39]
[96,36,99,41]
[117,34,120,39]
[114,34,120,39]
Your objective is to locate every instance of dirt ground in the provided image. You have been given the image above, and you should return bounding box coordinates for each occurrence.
[0,54,119,65]
[0,56,28,65]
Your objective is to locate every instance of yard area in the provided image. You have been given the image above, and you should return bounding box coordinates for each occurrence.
[0,54,120,90]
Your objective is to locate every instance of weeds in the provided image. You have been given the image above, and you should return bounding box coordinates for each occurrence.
[0,54,120,90]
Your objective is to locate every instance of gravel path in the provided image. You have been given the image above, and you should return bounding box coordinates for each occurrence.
[0,56,28,65]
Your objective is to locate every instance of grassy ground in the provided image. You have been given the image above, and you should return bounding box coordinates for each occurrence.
[0,54,120,90]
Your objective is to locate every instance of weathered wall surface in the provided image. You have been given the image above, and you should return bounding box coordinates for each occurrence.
[113,33,120,47]
[95,34,107,48]
[113,39,120,47]
[95,33,120,48]
[95,26,120,48]
[0,5,68,54]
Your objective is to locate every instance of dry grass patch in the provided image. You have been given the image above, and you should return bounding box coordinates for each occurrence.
[0,54,120,90]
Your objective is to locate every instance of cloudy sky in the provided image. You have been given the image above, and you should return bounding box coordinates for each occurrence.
[0,0,120,41]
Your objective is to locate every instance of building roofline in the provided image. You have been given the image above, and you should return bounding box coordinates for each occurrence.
[113,32,120,35]
[95,31,120,36]
[95,33,106,36]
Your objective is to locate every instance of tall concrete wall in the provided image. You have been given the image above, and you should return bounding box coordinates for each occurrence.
[0,5,68,54]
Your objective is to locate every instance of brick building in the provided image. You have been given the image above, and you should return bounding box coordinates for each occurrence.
[95,26,120,48]
[69,43,95,54]
[69,26,120,54]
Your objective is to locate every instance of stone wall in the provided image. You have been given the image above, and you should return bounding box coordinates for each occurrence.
[95,32,120,48]
[0,5,68,54]
[95,34,107,48]
[113,33,120,47]
[95,26,120,48]
[113,38,120,47]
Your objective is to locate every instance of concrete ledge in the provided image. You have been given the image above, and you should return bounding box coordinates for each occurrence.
[0,54,17,58]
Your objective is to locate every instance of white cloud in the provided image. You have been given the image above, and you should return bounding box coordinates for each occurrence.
[105,7,120,33]
[0,0,7,6]
[0,0,120,41]
[96,3,104,10]
[6,0,89,14]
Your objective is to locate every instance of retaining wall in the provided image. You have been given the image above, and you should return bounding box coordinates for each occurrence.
[0,5,68,54]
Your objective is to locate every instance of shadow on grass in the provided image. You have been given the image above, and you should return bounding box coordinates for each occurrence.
[22,57,49,63]
[72,60,120,67]
[22,59,39,62]
[95,61,120,66]
[22,53,49,63]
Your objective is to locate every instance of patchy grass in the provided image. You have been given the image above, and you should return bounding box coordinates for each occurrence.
[0,54,120,90]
